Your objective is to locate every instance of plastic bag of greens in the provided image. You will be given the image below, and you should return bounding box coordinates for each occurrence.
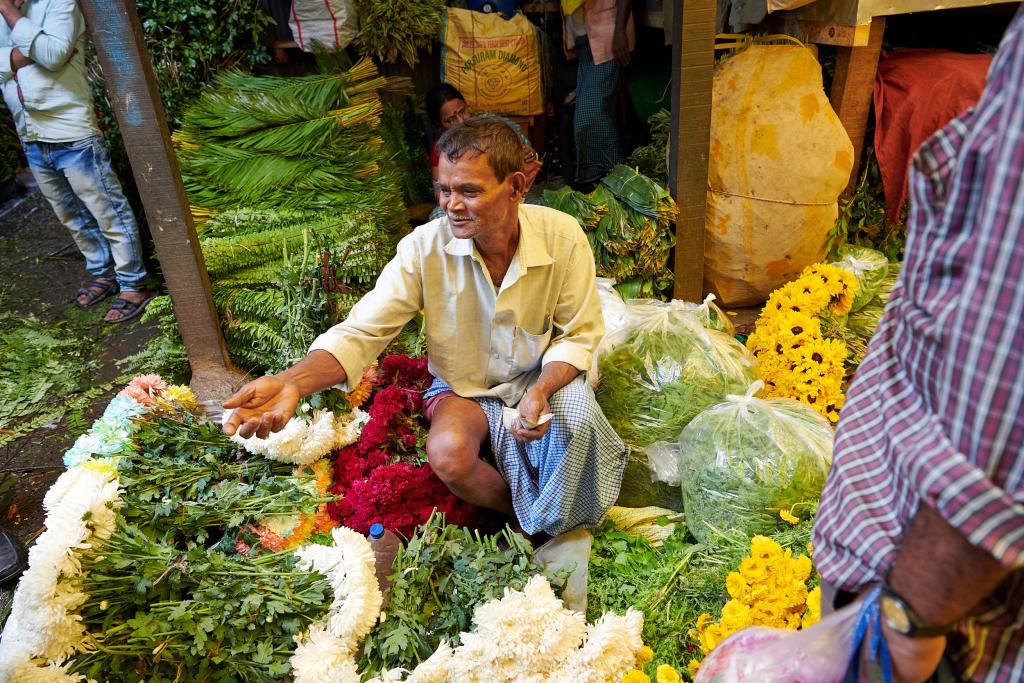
[615,445,682,510]
[595,303,757,449]
[680,382,832,544]
[831,245,889,313]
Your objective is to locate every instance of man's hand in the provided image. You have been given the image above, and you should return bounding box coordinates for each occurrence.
[10,48,31,71]
[882,624,946,683]
[512,385,552,443]
[222,375,301,439]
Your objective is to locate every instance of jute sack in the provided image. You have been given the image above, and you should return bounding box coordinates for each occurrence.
[441,7,544,116]
[705,43,853,306]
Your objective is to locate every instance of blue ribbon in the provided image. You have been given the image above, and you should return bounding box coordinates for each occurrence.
[844,585,894,683]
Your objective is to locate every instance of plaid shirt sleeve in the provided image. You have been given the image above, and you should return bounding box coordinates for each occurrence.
[813,8,1024,679]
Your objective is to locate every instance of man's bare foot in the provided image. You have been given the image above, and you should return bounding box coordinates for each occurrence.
[104,290,157,324]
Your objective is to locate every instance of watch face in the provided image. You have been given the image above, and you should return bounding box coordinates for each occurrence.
[880,594,912,634]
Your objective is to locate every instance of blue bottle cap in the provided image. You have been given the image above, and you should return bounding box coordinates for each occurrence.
[369,523,385,539]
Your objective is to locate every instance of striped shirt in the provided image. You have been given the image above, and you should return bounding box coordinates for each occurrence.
[813,6,1024,682]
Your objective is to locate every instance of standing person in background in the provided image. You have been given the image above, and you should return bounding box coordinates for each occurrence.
[813,5,1024,682]
[564,0,633,192]
[0,0,156,323]
[425,82,542,200]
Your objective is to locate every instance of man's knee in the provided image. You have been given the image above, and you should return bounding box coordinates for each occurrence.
[550,386,601,435]
[425,430,479,484]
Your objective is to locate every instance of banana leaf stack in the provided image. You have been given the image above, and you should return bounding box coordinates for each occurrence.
[174,58,411,372]
[541,186,605,230]
[545,166,677,300]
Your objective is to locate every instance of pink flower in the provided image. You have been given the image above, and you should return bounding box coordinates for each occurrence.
[129,374,168,394]
[118,384,156,405]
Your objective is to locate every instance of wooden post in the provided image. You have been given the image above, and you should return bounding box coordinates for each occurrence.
[829,16,885,194]
[668,0,716,303]
[78,0,248,403]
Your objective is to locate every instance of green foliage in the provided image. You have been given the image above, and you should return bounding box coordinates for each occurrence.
[360,513,554,678]
[176,60,410,375]
[828,147,906,262]
[0,294,135,445]
[87,1,271,186]
[545,166,677,300]
[586,517,815,679]
[628,109,671,184]
[116,295,189,384]
[353,0,446,69]
[380,99,434,206]
[70,412,333,681]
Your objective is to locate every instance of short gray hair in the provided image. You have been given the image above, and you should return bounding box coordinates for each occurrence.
[436,116,524,182]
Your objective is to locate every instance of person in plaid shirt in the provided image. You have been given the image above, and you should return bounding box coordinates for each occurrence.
[813,5,1024,682]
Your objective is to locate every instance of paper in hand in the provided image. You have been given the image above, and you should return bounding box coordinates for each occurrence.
[502,406,553,431]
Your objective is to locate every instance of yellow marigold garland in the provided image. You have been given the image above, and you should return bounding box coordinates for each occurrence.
[688,536,820,673]
[747,263,856,422]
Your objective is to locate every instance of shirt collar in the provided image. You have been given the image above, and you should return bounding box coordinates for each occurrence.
[442,206,554,268]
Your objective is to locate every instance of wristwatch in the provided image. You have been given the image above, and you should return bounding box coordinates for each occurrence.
[878,585,956,638]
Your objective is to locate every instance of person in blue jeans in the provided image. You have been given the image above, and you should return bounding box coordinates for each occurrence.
[0,0,155,323]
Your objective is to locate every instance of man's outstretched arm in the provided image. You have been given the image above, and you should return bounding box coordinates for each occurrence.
[222,350,347,439]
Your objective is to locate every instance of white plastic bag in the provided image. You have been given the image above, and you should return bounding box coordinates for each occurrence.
[289,0,358,52]
[679,381,833,543]
[696,586,893,683]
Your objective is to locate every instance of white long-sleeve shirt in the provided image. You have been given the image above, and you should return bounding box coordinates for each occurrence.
[311,204,605,407]
[0,0,99,142]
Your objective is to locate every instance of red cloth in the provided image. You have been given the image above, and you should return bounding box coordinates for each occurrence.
[873,49,991,224]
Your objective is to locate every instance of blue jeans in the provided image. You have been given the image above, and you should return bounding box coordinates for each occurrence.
[23,136,147,292]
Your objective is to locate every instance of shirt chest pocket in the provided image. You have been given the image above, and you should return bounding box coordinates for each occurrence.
[510,321,552,376]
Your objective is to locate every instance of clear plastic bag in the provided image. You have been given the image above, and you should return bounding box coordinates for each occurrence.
[615,444,683,510]
[695,586,893,683]
[831,246,890,313]
[595,302,757,449]
[679,382,833,544]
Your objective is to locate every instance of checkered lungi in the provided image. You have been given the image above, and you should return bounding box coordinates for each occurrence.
[574,39,625,185]
[424,375,628,536]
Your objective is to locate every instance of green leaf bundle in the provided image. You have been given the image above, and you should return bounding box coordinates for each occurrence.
[353,0,446,68]
[359,513,551,678]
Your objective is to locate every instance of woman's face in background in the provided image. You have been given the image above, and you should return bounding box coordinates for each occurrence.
[439,98,471,131]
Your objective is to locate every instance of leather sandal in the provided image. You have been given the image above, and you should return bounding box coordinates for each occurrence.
[105,291,158,324]
[75,279,118,308]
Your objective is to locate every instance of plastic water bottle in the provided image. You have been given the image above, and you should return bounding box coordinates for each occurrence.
[368,523,401,606]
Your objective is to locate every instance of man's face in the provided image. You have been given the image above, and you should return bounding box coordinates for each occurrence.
[436,152,521,242]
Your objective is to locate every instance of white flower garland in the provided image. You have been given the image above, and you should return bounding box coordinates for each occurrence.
[0,463,120,683]
[383,575,645,683]
[290,527,383,683]
[227,408,369,465]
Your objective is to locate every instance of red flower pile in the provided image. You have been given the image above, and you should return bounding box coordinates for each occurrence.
[327,355,479,537]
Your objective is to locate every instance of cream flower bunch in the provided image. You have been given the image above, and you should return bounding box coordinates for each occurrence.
[0,463,120,682]
[227,407,369,465]
[290,527,383,683]
[377,575,645,682]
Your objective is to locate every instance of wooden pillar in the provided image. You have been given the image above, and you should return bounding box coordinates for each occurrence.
[668,0,716,303]
[829,16,885,194]
[78,0,247,403]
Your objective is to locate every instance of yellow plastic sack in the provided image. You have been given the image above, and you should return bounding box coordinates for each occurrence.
[441,7,545,117]
[704,44,853,307]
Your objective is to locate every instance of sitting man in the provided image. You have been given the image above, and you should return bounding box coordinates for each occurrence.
[223,117,627,538]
